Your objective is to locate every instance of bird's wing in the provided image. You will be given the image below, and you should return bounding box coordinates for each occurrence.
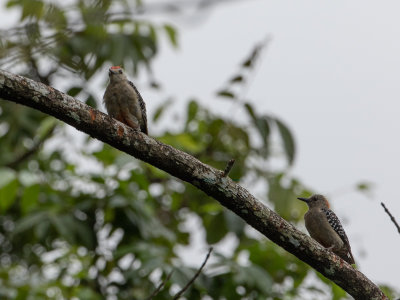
[128,80,148,134]
[322,208,350,247]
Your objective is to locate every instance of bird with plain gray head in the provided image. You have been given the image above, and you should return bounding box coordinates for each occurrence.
[298,194,355,265]
[103,66,148,134]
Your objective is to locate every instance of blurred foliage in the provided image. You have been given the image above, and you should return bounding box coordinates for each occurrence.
[0,0,398,299]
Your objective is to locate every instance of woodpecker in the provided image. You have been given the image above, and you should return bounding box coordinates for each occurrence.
[297,194,355,264]
[103,66,148,134]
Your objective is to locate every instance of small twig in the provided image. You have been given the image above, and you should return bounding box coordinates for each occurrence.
[381,202,400,235]
[146,270,174,300]
[173,247,213,299]
[223,159,235,177]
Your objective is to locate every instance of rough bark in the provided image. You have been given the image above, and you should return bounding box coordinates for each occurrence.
[0,69,388,299]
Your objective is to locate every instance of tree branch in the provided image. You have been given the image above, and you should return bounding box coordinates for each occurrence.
[381,202,400,235]
[0,69,387,299]
[173,247,213,299]
[146,271,174,300]
[223,159,235,177]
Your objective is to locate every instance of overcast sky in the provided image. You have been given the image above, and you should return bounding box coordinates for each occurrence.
[148,0,400,289]
[2,0,400,291]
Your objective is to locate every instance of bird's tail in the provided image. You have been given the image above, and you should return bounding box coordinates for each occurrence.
[347,248,356,266]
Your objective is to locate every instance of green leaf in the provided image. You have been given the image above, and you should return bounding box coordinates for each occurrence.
[43,4,67,28]
[67,86,83,97]
[21,0,44,20]
[204,213,227,244]
[163,24,178,47]
[0,168,18,212]
[234,265,273,294]
[186,100,198,124]
[356,181,373,192]
[73,219,96,249]
[244,102,257,120]
[216,90,235,99]
[267,174,308,222]
[316,271,347,300]
[14,211,48,234]
[171,266,192,287]
[257,117,271,147]
[6,0,19,8]
[242,44,262,69]
[153,98,173,122]
[21,184,40,214]
[224,210,245,237]
[36,117,56,139]
[150,80,161,89]
[200,202,222,214]
[50,214,76,244]
[245,103,271,147]
[331,283,348,300]
[229,75,244,83]
[34,217,50,240]
[275,118,296,165]
[92,144,119,165]
[159,133,204,153]
[148,24,157,43]
[356,181,374,198]
[85,94,97,108]
[378,285,396,300]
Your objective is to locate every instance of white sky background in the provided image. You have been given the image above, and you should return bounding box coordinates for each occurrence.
[2,0,400,291]
[146,0,400,289]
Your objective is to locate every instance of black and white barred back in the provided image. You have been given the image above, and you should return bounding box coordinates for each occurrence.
[321,208,350,247]
[128,81,148,134]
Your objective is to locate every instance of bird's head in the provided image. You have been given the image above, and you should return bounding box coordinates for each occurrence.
[297,194,330,209]
[108,66,126,82]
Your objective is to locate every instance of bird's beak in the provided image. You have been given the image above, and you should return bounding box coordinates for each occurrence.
[297,197,309,203]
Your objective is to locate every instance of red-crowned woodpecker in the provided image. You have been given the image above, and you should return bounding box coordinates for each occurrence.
[103,66,148,134]
[298,194,355,264]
